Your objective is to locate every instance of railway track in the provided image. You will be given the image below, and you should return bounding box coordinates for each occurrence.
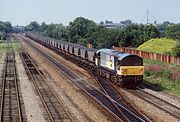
[0,46,23,121]
[69,59,151,121]
[95,75,151,121]
[27,35,151,121]
[17,34,180,121]
[16,34,148,122]
[129,87,180,120]
[19,51,74,122]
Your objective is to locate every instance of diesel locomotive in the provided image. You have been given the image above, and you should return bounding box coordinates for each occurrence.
[25,33,144,86]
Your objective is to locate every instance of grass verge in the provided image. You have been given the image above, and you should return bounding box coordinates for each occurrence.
[144,77,180,98]
[0,40,21,51]
[143,59,180,98]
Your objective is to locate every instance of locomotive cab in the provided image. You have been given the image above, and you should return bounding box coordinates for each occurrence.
[117,54,144,84]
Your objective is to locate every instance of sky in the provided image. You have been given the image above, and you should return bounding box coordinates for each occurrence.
[1,0,180,26]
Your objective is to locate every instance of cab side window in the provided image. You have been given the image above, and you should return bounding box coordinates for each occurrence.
[117,61,121,70]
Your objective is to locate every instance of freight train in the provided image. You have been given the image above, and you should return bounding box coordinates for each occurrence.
[25,33,144,86]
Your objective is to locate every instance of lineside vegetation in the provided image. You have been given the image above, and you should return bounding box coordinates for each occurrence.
[0,40,21,51]
[144,59,180,98]
[137,38,177,55]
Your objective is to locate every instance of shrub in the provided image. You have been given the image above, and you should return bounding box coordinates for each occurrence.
[171,71,180,81]
[162,70,172,79]
[146,64,164,72]
[172,42,180,57]
[144,65,164,77]
[144,64,180,82]
[137,38,176,55]
[144,70,154,76]
[145,65,172,78]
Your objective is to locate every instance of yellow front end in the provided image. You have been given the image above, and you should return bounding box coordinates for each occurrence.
[118,66,144,76]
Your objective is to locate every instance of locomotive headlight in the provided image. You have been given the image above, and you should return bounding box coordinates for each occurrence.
[140,68,144,73]
[121,69,127,72]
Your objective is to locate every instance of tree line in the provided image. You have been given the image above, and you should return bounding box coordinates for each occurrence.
[24,17,180,56]
[0,21,12,40]
[1,17,179,56]
[25,18,160,48]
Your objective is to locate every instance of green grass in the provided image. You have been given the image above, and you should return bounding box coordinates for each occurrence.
[143,58,180,98]
[0,40,21,51]
[144,77,180,98]
[137,38,176,55]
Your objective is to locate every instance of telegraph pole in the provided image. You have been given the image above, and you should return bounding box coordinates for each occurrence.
[147,10,149,24]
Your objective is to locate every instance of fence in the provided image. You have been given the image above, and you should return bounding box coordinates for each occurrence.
[112,46,180,65]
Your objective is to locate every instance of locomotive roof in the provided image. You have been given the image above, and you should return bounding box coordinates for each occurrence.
[97,48,142,60]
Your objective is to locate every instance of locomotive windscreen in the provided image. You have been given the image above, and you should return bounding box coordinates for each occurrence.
[121,56,143,66]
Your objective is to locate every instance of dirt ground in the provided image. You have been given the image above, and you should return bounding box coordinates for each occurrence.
[21,39,112,121]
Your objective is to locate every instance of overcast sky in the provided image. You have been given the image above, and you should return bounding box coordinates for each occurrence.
[1,0,180,26]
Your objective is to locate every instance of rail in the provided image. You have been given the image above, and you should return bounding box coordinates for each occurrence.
[15,34,149,122]
[0,46,23,122]
[131,87,180,120]
[20,51,74,122]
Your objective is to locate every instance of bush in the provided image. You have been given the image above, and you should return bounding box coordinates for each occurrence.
[144,70,154,76]
[137,38,176,55]
[172,42,180,57]
[146,64,164,72]
[162,70,172,79]
[145,65,164,77]
[144,64,180,82]
[171,71,180,81]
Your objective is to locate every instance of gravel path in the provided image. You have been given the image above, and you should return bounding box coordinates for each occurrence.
[15,52,46,122]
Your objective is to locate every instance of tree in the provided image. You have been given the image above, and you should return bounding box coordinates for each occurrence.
[43,23,68,40]
[27,21,40,31]
[68,17,96,44]
[44,23,56,37]
[156,21,171,36]
[0,21,12,39]
[117,24,160,47]
[4,22,12,33]
[165,23,180,40]
[120,20,132,26]
[40,22,48,32]
[13,25,25,33]
[143,24,160,41]
[173,42,180,57]
[0,21,12,33]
